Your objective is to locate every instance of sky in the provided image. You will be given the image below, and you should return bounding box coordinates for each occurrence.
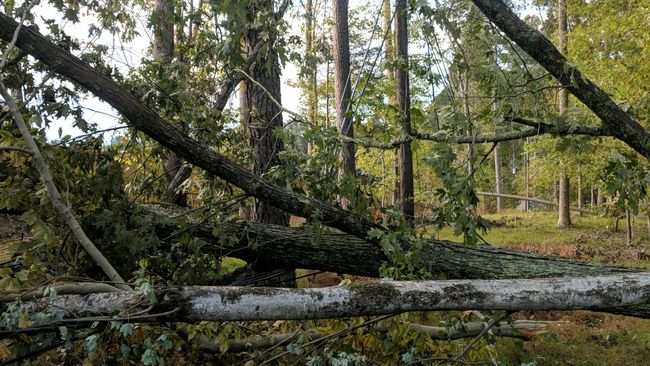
[35,1,304,142]
[19,0,544,142]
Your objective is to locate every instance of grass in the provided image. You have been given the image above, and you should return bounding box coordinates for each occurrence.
[440,209,650,365]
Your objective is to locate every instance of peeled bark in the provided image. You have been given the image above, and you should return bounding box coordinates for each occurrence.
[24,273,650,321]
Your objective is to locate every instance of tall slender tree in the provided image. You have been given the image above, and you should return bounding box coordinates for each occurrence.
[557,0,572,228]
[305,0,318,155]
[395,0,414,225]
[332,0,356,209]
[383,0,401,210]
[153,0,190,206]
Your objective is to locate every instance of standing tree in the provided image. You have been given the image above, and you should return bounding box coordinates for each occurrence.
[239,0,292,285]
[557,0,572,228]
[332,0,356,209]
[152,0,191,206]
[395,0,414,224]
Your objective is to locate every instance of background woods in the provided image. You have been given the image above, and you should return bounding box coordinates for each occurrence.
[1,0,650,364]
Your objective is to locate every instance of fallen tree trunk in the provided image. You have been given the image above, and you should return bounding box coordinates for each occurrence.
[22,273,650,322]
[476,192,593,214]
[145,204,650,318]
[145,204,629,280]
[190,320,560,353]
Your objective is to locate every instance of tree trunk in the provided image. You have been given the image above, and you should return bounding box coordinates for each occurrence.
[494,144,503,213]
[395,0,414,225]
[524,149,530,211]
[241,2,288,227]
[153,0,189,206]
[332,0,356,210]
[240,0,292,286]
[626,208,633,246]
[305,0,317,155]
[556,0,571,228]
[558,174,572,228]
[597,188,604,206]
[25,273,650,321]
[591,187,596,207]
[140,203,650,318]
[577,173,584,216]
[384,1,399,210]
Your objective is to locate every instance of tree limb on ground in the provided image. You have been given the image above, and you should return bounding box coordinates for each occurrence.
[185,320,561,353]
[476,191,593,214]
[19,273,650,322]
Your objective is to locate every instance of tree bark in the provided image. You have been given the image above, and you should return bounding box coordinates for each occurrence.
[24,273,650,321]
[577,173,583,215]
[332,0,356,210]
[153,0,190,207]
[239,0,292,286]
[305,0,317,155]
[556,0,571,229]
[469,0,650,159]
[494,144,503,212]
[241,1,288,227]
[558,174,572,227]
[395,0,414,225]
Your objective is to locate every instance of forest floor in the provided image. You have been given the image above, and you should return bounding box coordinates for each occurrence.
[440,210,650,366]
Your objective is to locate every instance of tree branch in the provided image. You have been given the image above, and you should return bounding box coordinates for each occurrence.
[470,0,650,158]
[189,320,558,353]
[0,82,131,291]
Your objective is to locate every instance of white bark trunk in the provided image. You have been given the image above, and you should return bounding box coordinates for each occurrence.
[23,274,650,321]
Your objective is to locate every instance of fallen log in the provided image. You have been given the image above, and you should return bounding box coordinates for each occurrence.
[476,192,593,215]
[144,204,650,318]
[21,273,650,322]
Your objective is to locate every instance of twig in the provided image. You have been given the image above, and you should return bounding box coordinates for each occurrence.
[451,312,510,362]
